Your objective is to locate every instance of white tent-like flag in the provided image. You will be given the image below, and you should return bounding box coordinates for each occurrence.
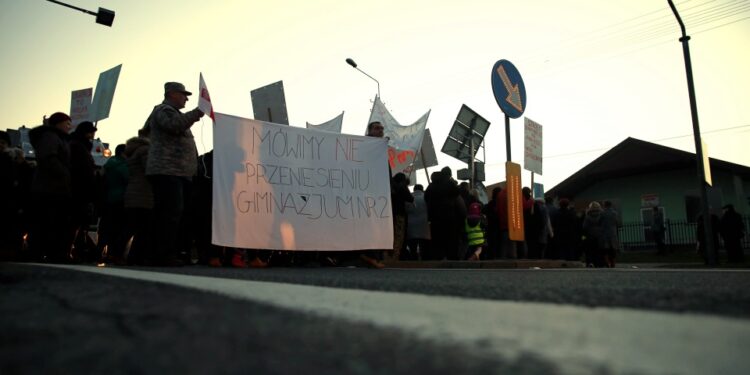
[198,73,215,121]
[367,96,430,177]
[306,111,344,133]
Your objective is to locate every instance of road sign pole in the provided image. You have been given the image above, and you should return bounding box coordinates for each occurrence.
[505,114,511,162]
[668,0,716,265]
[530,172,535,214]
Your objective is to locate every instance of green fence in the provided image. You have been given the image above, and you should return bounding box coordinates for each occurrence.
[618,216,749,251]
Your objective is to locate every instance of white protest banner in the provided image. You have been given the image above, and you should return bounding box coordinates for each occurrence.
[70,88,92,128]
[524,117,543,175]
[198,73,215,121]
[307,111,344,133]
[212,113,393,251]
[367,96,430,176]
[90,64,122,122]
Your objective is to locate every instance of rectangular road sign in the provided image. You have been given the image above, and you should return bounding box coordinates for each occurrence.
[524,117,543,175]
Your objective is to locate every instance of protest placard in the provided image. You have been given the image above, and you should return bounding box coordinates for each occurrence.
[212,113,393,250]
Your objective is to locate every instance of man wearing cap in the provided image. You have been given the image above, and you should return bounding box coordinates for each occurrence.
[143,82,204,266]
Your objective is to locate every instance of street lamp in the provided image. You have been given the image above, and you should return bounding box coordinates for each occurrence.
[345,58,381,99]
[46,0,115,27]
[667,0,716,265]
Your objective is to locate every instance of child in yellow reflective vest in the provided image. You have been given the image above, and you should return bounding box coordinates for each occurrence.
[465,202,486,260]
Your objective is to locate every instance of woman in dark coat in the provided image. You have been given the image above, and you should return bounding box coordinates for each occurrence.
[720,205,745,263]
[28,112,73,262]
[424,168,463,260]
[582,201,606,267]
[68,121,98,262]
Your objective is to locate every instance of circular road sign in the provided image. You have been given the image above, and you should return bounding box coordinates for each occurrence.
[491,59,527,119]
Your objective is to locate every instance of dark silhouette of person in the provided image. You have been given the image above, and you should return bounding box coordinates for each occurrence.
[101,144,129,264]
[27,112,73,262]
[551,198,579,261]
[405,184,430,260]
[121,131,153,265]
[424,167,463,260]
[68,121,99,262]
[482,187,501,260]
[652,206,666,255]
[697,212,721,264]
[720,204,745,263]
[582,201,605,267]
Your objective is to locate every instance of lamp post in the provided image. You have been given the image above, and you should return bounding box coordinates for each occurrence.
[667,0,716,265]
[46,0,115,27]
[345,58,380,99]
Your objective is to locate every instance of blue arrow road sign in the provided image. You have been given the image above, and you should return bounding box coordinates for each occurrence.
[491,60,526,119]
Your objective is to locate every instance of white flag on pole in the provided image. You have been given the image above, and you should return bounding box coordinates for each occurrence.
[198,73,214,121]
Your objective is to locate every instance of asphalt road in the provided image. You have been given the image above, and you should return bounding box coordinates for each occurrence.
[2,263,749,374]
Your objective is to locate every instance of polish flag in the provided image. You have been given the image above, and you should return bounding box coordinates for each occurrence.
[198,73,215,121]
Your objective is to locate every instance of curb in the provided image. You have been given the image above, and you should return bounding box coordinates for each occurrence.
[383,260,585,269]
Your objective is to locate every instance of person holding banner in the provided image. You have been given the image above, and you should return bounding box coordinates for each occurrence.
[390,172,413,261]
[356,121,388,268]
[143,82,204,266]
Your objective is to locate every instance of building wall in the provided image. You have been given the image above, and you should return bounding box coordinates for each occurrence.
[571,168,747,223]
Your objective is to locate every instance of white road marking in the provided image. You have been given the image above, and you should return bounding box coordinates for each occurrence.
[36,264,750,375]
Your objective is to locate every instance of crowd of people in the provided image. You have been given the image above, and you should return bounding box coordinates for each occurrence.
[396,168,620,267]
[0,82,745,268]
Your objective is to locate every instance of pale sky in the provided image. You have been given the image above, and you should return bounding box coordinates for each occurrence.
[2,0,748,189]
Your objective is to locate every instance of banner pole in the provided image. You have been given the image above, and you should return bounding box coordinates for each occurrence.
[420,148,431,184]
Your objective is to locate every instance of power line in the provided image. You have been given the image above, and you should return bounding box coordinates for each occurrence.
[522,6,750,80]
[539,124,750,160]
[627,1,750,43]
[515,0,720,66]
[482,124,749,167]
[518,0,750,78]
[515,0,702,64]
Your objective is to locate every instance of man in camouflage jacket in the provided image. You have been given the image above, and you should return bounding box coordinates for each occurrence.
[143,81,204,265]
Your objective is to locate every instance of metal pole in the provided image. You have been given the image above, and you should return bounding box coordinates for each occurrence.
[482,139,486,166]
[505,114,511,162]
[355,67,380,99]
[530,172,535,214]
[420,148,431,184]
[46,0,97,16]
[668,0,716,265]
[470,139,475,190]
[346,58,381,98]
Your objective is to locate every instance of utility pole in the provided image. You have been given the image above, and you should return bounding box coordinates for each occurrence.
[667,0,716,265]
